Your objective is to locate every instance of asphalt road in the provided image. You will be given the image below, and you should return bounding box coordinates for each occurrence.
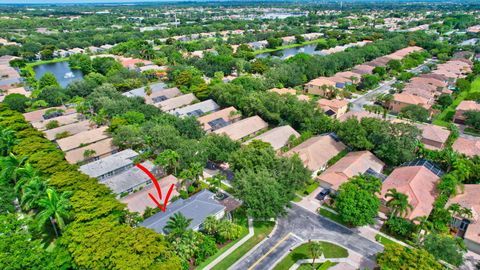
[229,204,383,270]
[349,59,437,112]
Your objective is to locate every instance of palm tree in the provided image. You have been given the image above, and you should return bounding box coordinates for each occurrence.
[0,154,27,184]
[36,188,71,238]
[413,216,433,244]
[155,150,180,175]
[14,163,40,194]
[189,162,204,182]
[0,127,18,156]
[21,178,47,211]
[164,212,192,235]
[385,188,413,218]
[202,216,219,235]
[309,241,323,267]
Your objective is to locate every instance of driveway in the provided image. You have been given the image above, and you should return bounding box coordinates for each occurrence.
[229,204,383,270]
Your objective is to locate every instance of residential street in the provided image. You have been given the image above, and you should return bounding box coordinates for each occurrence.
[229,204,382,270]
[349,58,437,112]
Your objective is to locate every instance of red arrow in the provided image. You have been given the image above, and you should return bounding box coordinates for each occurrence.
[136,163,175,212]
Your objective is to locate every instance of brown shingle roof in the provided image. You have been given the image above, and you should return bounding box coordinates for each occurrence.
[244,125,300,150]
[64,138,117,164]
[213,116,268,141]
[43,120,93,141]
[56,126,109,152]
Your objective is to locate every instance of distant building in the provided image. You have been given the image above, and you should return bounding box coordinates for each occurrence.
[454,100,480,124]
[157,93,198,112]
[65,138,117,165]
[317,99,349,118]
[43,120,93,141]
[141,190,225,234]
[196,106,241,133]
[213,115,268,141]
[57,126,109,152]
[170,99,220,118]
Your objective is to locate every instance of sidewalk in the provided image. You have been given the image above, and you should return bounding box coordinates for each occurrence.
[289,251,377,270]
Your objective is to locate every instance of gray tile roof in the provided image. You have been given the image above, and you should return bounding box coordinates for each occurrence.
[101,160,155,194]
[79,149,138,179]
[122,82,167,98]
[170,99,220,117]
[141,189,225,234]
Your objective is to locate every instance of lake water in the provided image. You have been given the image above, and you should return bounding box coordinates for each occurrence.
[256,44,327,59]
[34,61,83,88]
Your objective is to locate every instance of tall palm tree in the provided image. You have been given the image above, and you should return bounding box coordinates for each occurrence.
[21,178,47,211]
[36,188,71,238]
[164,212,192,235]
[189,162,204,182]
[0,154,27,184]
[413,216,433,245]
[385,188,413,218]
[309,241,323,267]
[0,127,18,156]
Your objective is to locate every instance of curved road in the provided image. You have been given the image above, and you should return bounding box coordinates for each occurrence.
[229,204,383,270]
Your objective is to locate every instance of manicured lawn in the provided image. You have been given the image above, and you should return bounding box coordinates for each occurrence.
[253,38,326,55]
[210,221,275,270]
[273,242,348,270]
[297,261,337,270]
[375,234,399,246]
[318,208,350,227]
[433,76,480,125]
[301,181,319,196]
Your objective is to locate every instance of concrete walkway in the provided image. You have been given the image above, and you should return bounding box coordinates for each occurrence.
[203,218,254,270]
[289,252,376,270]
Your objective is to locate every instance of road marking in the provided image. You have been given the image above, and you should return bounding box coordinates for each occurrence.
[248,233,293,270]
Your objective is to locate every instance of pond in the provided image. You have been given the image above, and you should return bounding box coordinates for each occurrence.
[33,61,83,88]
[255,44,326,60]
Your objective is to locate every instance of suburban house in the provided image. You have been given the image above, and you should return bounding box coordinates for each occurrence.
[213,115,268,141]
[23,106,76,123]
[317,151,385,192]
[43,120,93,141]
[453,100,480,124]
[101,160,157,196]
[417,124,451,150]
[56,126,109,152]
[452,137,480,158]
[80,149,138,181]
[447,184,480,254]
[388,92,433,114]
[122,82,168,98]
[170,99,220,118]
[197,106,241,132]
[284,134,346,175]
[32,112,82,131]
[141,190,226,234]
[317,98,349,118]
[338,111,383,122]
[157,93,198,112]
[379,160,443,220]
[268,87,310,101]
[244,125,300,151]
[65,138,117,164]
[120,175,180,214]
[305,77,337,96]
[351,64,375,75]
[144,87,181,105]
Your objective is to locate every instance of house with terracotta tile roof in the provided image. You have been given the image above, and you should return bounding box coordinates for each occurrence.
[379,163,441,220]
[417,124,450,151]
[23,106,76,123]
[317,151,385,191]
[56,126,109,152]
[43,120,93,141]
[197,106,241,132]
[454,100,480,124]
[351,64,375,75]
[284,134,346,174]
[317,98,349,118]
[452,137,480,158]
[305,77,337,96]
[213,115,268,141]
[388,93,433,114]
[268,88,311,102]
[65,138,117,164]
[447,184,480,254]
[244,125,300,151]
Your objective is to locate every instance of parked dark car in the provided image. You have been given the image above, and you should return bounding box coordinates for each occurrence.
[315,189,331,201]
